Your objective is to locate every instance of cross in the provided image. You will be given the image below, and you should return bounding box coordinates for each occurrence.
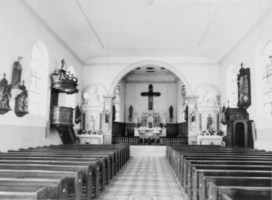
[141,84,161,110]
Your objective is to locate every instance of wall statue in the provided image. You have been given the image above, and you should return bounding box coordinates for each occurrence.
[11,56,23,89]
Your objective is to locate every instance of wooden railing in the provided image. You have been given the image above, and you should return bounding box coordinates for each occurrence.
[112,137,140,145]
[160,137,188,145]
[112,136,188,145]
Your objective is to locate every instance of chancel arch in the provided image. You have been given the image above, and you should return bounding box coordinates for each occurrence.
[109,60,192,96]
[110,61,190,144]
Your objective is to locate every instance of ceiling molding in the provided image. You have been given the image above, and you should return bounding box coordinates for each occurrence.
[85,57,218,65]
[75,0,105,48]
[18,0,83,64]
[219,3,272,63]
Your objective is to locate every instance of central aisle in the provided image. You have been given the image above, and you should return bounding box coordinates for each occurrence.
[99,146,185,200]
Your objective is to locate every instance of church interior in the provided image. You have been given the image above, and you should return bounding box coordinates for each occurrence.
[0,0,272,199]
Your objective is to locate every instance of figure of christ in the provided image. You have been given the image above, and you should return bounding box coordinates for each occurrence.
[141,84,161,110]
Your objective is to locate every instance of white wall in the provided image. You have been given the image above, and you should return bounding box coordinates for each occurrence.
[219,10,272,151]
[0,1,83,152]
[83,60,220,96]
[125,82,177,123]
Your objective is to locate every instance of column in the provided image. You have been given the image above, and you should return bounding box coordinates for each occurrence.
[186,95,199,145]
[102,95,114,144]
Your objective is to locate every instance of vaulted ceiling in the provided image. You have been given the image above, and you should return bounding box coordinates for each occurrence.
[23,0,272,63]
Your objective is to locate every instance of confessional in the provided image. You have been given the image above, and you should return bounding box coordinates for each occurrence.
[223,65,254,148]
[223,108,254,148]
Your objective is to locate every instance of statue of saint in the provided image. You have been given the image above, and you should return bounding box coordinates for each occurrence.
[169,106,173,119]
[11,57,23,88]
[207,114,213,130]
[75,104,82,124]
[129,105,133,118]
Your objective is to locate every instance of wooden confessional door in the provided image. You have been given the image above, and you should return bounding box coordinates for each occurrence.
[233,121,248,147]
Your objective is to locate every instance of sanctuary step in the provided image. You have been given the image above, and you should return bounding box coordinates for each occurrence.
[130,145,167,156]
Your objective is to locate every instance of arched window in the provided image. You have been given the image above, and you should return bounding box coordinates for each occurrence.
[227,65,238,107]
[113,84,120,122]
[261,41,272,116]
[29,41,49,116]
[181,85,186,121]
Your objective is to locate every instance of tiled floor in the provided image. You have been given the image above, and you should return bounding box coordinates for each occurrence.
[99,146,185,200]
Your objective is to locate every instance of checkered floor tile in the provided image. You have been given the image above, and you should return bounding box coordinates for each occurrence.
[99,146,184,200]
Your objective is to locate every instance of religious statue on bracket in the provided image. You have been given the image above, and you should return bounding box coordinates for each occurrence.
[14,81,29,117]
[141,84,161,110]
[0,73,12,114]
[169,105,174,122]
[11,56,23,89]
[237,63,251,109]
[75,104,82,124]
[128,105,133,122]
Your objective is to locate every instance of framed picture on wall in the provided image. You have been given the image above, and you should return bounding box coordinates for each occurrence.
[237,63,251,109]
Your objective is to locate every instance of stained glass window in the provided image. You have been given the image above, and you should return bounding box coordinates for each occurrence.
[114,84,120,122]
[29,41,49,116]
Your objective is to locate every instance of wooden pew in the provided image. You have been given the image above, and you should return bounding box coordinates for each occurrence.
[0,152,108,191]
[185,159,272,198]
[0,158,102,199]
[180,153,272,186]
[166,146,272,200]
[168,148,270,180]
[0,186,48,200]
[197,170,272,200]
[48,143,130,167]
[0,169,84,200]
[0,177,67,199]
[188,164,272,200]
[0,144,130,200]
[28,146,123,174]
[0,163,91,200]
[44,144,128,169]
[12,148,117,178]
[207,178,272,200]
[219,188,272,200]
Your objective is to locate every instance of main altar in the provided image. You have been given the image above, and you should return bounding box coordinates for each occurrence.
[134,111,166,144]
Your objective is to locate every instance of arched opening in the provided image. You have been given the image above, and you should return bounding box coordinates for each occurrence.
[110,61,190,144]
[109,60,192,95]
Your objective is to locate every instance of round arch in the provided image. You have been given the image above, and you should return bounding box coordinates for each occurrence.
[109,60,192,95]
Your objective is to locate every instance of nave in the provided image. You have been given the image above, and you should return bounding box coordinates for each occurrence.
[99,146,185,200]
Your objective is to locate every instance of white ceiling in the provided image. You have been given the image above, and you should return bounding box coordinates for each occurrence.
[23,0,272,63]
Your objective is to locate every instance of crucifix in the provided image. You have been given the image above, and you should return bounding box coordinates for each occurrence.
[141,84,161,110]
